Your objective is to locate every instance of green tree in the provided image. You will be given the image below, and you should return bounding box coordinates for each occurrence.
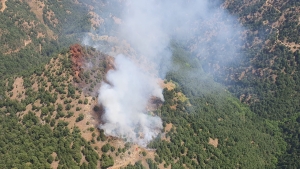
[76,114,84,122]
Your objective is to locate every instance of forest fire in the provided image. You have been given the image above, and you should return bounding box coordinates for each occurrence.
[69,44,164,146]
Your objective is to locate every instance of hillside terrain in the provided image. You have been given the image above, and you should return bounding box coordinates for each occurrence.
[0,46,160,169]
[219,0,300,167]
[0,0,299,168]
[0,0,90,77]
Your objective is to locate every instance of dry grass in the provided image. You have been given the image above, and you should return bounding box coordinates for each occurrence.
[177,92,188,102]
[26,0,45,23]
[26,0,55,38]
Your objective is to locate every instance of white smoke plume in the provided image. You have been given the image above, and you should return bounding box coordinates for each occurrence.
[98,54,163,146]
[91,0,242,146]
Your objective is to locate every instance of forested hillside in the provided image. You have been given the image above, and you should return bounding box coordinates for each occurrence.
[0,0,300,168]
[0,51,100,168]
[217,0,300,167]
[0,42,286,169]
[0,49,157,168]
[147,44,285,168]
[0,0,90,78]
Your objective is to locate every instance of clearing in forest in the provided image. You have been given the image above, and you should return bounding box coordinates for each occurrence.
[209,138,219,148]
[0,0,7,12]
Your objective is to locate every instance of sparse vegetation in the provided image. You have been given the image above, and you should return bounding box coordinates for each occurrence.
[84,98,88,104]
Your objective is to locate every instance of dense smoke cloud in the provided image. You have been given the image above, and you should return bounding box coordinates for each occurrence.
[98,55,163,145]
[120,0,242,66]
[90,0,242,146]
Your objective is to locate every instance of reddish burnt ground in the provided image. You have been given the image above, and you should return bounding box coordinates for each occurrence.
[69,44,115,83]
[70,44,85,81]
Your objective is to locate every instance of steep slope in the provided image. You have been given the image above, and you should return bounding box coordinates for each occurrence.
[215,1,300,167]
[0,47,160,169]
[1,0,300,168]
[145,44,285,168]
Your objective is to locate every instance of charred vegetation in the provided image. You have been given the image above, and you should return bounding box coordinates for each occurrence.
[69,44,113,97]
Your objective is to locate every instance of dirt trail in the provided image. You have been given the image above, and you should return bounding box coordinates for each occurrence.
[0,0,7,12]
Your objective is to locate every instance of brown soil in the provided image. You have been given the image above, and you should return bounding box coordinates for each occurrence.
[109,145,156,169]
[161,123,174,143]
[158,162,171,169]
[208,138,218,148]
[46,10,59,27]
[63,96,95,138]
[281,40,300,52]
[24,39,32,46]
[50,152,59,169]
[37,32,45,38]
[170,105,177,110]
[159,79,176,91]
[0,0,7,12]
[165,123,173,132]
[10,77,25,101]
